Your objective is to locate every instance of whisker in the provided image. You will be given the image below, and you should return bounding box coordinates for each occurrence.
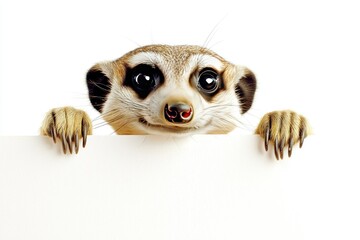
[93,121,111,129]
[92,108,119,122]
[110,117,139,135]
[207,40,225,52]
[203,103,241,111]
[87,79,113,92]
[202,104,263,120]
[200,104,257,132]
[212,114,250,132]
[202,16,227,49]
[119,35,143,48]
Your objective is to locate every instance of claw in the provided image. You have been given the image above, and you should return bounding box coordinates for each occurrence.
[67,135,73,154]
[82,122,88,148]
[50,124,57,143]
[61,132,67,154]
[288,138,294,158]
[274,138,279,160]
[75,133,79,154]
[300,129,305,148]
[279,137,285,160]
[265,124,270,151]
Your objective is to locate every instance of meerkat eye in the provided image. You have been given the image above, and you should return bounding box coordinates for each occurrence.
[126,64,163,99]
[132,65,160,90]
[197,68,220,94]
[134,72,154,89]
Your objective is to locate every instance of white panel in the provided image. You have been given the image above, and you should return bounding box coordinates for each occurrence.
[0,136,359,240]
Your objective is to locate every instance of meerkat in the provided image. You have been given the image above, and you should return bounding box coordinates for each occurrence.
[41,45,311,159]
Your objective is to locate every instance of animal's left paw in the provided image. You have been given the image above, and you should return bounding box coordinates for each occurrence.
[255,110,311,160]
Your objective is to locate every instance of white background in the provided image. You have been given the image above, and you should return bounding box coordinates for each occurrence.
[1,0,359,136]
[1,0,360,239]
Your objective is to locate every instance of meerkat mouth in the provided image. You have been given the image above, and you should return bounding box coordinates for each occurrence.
[138,117,208,134]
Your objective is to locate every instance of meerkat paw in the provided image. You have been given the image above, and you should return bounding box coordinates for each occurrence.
[255,110,311,160]
[40,107,92,154]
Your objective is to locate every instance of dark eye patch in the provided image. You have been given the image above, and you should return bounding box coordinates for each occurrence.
[124,64,164,99]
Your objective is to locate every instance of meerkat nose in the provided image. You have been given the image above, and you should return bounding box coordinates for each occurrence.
[164,103,193,124]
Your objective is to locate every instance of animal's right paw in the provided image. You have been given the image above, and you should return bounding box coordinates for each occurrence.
[40,107,92,154]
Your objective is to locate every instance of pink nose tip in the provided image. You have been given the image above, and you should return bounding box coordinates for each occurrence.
[164,103,193,123]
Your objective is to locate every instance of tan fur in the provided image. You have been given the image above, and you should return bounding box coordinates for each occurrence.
[41,44,311,158]
[255,110,311,159]
[41,107,92,153]
[114,45,228,84]
[94,45,244,136]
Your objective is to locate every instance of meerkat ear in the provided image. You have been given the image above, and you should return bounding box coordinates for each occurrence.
[235,68,257,114]
[86,64,111,113]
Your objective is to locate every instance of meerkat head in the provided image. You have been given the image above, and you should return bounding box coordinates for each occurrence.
[86,45,256,135]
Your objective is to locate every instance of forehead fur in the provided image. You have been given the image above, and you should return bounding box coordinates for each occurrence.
[123,45,226,61]
[118,45,228,74]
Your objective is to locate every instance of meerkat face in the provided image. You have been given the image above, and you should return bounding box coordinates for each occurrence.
[86,45,256,135]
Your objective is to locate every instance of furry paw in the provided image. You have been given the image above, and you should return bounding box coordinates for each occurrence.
[255,110,311,160]
[40,107,92,154]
